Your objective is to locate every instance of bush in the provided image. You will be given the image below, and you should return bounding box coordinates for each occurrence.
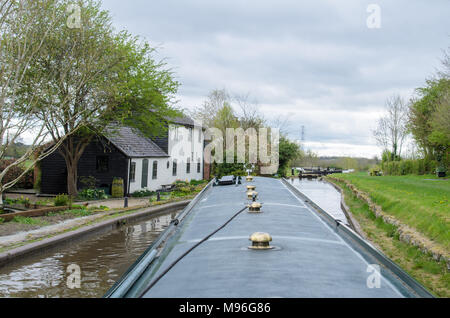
[382,158,439,176]
[111,178,124,198]
[131,189,155,198]
[189,179,207,186]
[77,189,108,201]
[178,186,192,194]
[79,176,97,189]
[0,159,34,189]
[369,166,382,176]
[54,194,70,206]
[12,215,42,225]
[0,217,4,224]
[402,160,414,175]
[5,196,31,207]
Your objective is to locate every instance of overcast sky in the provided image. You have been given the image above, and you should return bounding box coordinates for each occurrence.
[101,0,449,158]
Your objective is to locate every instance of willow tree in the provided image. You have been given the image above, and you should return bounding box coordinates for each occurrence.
[24,0,179,196]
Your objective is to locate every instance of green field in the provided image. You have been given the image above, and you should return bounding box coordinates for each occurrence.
[328,174,449,297]
[330,173,449,250]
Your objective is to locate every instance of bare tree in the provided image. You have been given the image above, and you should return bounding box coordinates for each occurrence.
[0,0,70,205]
[190,89,230,127]
[233,93,265,130]
[373,95,409,160]
[268,114,294,137]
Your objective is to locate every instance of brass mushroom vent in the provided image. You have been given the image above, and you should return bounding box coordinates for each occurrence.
[246,191,258,200]
[246,175,254,182]
[246,185,256,191]
[249,232,273,250]
[248,202,262,213]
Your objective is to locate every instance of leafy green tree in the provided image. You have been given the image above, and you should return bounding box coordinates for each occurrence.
[212,104,240,133]
[409,78,450,159]
[277,136,301,177]
[428,86,450,159]
[24,0,179,196]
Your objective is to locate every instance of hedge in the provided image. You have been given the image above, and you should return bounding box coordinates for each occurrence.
[0,159,34,189]
[381,159,438,176]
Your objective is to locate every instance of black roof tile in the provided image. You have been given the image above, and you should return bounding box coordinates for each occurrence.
[105,126,169,158]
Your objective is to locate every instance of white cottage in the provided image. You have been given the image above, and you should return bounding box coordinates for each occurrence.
[106,117,205,194]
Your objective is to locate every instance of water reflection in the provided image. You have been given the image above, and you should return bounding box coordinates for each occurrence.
[0,211,178,298]
[290,178,349,225]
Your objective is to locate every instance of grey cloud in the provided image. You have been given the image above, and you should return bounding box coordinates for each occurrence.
[100,0,450,157]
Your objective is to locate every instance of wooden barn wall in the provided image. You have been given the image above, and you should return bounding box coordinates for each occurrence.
[40,138,128,195]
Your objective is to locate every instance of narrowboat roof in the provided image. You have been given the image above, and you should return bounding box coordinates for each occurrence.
[106,177,433,298]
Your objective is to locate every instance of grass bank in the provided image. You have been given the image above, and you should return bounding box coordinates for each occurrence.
[329,173,449,250]
[327,175,449,297]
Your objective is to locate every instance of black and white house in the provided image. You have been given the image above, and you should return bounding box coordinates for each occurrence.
[40,117,205,195]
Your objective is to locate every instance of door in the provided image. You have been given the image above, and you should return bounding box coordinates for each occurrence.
[142,159,149,188]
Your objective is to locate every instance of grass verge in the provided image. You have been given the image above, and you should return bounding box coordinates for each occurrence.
[329,178,449,297]
[329,173,449,249]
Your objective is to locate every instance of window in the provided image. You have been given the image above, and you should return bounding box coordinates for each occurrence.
[188,128,193,142]
[142,159,149,188]
[96,156,109,173]
[198,128,202,143]
[130,162,136,182]
[197,159,201,173]
[172,159,177,176]
[152,161,158,180]
[167,161,170,169]
[186,158,191,174]
[174,127,179,141]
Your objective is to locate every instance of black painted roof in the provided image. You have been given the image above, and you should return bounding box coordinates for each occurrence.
[105,126,169,158]
[107,177,432,298]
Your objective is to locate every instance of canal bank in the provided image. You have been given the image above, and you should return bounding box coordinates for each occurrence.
[0,210,180,297]
[326,175,449,297]
[0,200,190,268]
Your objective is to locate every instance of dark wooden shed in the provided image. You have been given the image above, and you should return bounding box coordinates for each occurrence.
[40,137,129,195]
[40,125,169,195]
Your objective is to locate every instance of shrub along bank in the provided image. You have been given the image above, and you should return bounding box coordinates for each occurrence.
[380,158,439,176]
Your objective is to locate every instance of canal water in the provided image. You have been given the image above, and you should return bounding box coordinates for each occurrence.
[289,177,349,226]
[0,211,178,298]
